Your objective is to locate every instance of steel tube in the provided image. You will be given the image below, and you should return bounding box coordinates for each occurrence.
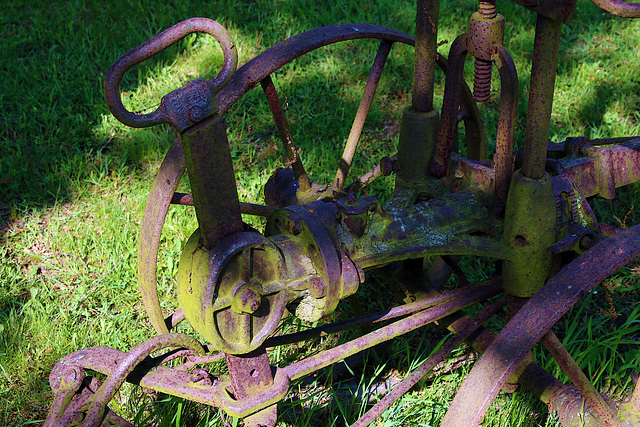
[521,15,562,180]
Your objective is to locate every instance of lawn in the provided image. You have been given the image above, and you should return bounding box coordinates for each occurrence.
[1,0,639,426]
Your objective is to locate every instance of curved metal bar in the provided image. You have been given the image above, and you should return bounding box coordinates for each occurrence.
[215,23,415,114]
[429,33,469,178]
[82,334,205,426]
[440,224,640,426]
[591,0,640,17]
[137,138,186,335]
[105,17,238,129]
[492,46,518,214]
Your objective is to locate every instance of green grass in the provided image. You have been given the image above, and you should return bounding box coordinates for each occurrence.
[1,0,640,426]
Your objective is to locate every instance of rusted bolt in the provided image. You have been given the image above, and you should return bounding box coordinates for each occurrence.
[380,156,400,176]
[473,60,492,102]
[233,286,262,314]
[188,106,205,123]
[309,277,327,298]
[284,213,302,235]
[471,2,498,103]
[580,235,595,251]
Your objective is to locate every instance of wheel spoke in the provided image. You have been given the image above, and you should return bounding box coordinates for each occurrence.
[333,40,393,193]
[542,330,619,426]
[171,192,276,217]
[261,75,311,192]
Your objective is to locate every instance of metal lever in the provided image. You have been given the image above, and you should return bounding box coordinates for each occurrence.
[104,17,237,131]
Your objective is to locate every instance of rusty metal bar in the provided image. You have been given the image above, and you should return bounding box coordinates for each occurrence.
[492,47,518,214]
[138,138,186,335]
[283,279,501,382]
[429,34,468,178]
[333,40,393,193]
[261,75,311,192]
[171,192,277,217]
[521,15,562,180]
[440,224,640,426]
[412,0,440,112]
[542,330,620,427]
[264,279,501,347]
[180,116,244,250]
[590,0,640,17]
[352,297,505,427]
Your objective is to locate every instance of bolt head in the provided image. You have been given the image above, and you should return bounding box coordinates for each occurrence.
[188,106,205,123]
[230,284,263,315]
[284,214,302,235]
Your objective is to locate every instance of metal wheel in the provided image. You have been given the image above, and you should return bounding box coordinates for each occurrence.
[136,23,485,340]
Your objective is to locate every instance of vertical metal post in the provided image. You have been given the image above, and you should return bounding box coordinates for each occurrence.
[521,15,562,180]
[181,115,244,250]
[412,0,440,113]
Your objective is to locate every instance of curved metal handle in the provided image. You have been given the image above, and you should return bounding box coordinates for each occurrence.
[105,17,238,130]
[590,0,640,17]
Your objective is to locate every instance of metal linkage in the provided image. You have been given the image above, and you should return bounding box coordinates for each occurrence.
[47,2,640,427]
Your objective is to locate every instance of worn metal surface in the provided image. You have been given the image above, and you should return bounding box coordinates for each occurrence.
[104,18,237,131]
[49,4,640,427]
[333,40,393,193]
[441,224,640,426]
[542,331,620,427]
[590,0,640,17]
[521,14,562,180]
[412,0,440,113]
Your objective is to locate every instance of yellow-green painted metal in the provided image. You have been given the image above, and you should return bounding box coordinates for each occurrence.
[502,170,556,297]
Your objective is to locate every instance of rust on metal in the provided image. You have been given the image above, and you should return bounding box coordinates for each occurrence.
[334,39,393,193]
[105,17,237,131]
[590,0,640,17]
[542,331,620,427]
[48,4,640,427]
[441,224,640,426]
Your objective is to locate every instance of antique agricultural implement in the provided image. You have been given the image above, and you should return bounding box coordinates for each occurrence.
[46,0,640,425]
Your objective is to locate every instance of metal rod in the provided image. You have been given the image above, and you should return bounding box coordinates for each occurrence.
[542,330,620,427]
[264,279,501,347]
[180,116,244,250]
[171,192,277,217]
[521,15,562,180]
[352,297,505,427]
[412,0,440,112]
[333,40,393,193]
[261,75,311,192]
[283,279,501,381]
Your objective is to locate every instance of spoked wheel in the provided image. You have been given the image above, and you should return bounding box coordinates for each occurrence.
[137,22,485,339]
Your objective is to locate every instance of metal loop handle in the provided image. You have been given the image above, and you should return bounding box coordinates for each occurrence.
[104,17,238,129]
[590,0,640,17]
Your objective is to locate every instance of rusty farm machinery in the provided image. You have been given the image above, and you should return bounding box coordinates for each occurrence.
[46,0,640,425]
